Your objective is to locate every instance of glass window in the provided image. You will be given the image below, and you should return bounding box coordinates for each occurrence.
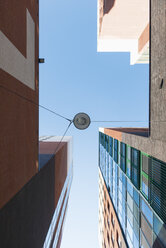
[133,217,139,239]
[127,231,133,248]
[119,179,122,192]
[127,192,133,212]
[127,220,133,243]
[119,200,122,215]
[141,174,148,199]
[109,137,113,157]
[119,188,122,203]
[153,214,166,247]
[133,188,139,207]
[132,148,139,166]
[127,160,131,178]
[133,233,139,248]
[120,142,126,172]
[132,167,139,187]
[127,179,133,197]
[114,139,118,163]
[141,231,150,248]
[141,213,153,247]
[133,202,139,223]
[142,154,149,174]
[141,198,153,226]
[127,205,133,226]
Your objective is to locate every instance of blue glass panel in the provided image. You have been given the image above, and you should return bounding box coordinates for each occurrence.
[119,179,122,192]
[141,199,153,226]
[127,179,133,197]
[142,181,148,198]
[127,219,133,241]
[133,188,139,207]
[134,233,139,248]
[127,230,133,248]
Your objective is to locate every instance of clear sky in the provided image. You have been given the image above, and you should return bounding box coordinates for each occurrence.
[39,0,149,247]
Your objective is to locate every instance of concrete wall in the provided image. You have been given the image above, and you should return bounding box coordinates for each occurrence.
[0,0,39,208]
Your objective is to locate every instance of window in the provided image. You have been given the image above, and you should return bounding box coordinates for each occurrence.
[126,146,131,178]
[111,213,115,228]
[120,142,126,172]
[141,198,153,226]
[141,174,149,199]
[131,148,140,189]
[109,136,113,157]
[133,202,139,223]
[127,192,133,212]
[141,214,153,247]
[149,157,166,223]
[116,231,122,248]
[133,188,139,207]
[107,216,110,229]
[111,231,114,246]
[127,160,131,178]
[142,154,149,174]
[153,214,166,247]
[127,179,133,197]
[127,219,133,242]
[107,232,110,245]
[107,201,110,212]
[114,139,118,163]
[133,217,139,240]
[118,141,121,165]
[127,205,133,225]
[140,231,150,248]
[133,233,139,248]
[141,153,149,200]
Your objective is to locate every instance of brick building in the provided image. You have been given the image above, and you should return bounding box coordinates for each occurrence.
[0,1,72,247]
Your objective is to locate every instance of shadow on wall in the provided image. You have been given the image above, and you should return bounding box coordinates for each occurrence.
[104,0,116,14]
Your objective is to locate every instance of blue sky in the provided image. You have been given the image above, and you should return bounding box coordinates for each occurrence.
[39,0,149,247]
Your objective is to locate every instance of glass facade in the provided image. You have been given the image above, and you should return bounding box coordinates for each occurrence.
[99,132,166,248]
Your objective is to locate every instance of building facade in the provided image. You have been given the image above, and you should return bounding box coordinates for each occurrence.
[99,129,166,248]
[0,2,72,247]
[97,0,149,64]
[98,1,166,247]
[0,136,73,248]
[0,0,39,209]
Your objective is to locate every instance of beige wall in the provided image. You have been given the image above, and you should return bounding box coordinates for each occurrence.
[97,0,149,64]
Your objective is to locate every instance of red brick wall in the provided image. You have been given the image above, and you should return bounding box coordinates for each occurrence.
[100,172,127,248]
[0,0,39,208]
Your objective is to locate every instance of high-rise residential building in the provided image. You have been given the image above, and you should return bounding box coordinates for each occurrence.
[97,0,149,64]
[0,2,72,247]
[98,1,166,247]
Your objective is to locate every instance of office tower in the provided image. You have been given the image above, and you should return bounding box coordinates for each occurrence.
[99,128,166,248]
[0,2,73,247]
[97,0,149,64]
